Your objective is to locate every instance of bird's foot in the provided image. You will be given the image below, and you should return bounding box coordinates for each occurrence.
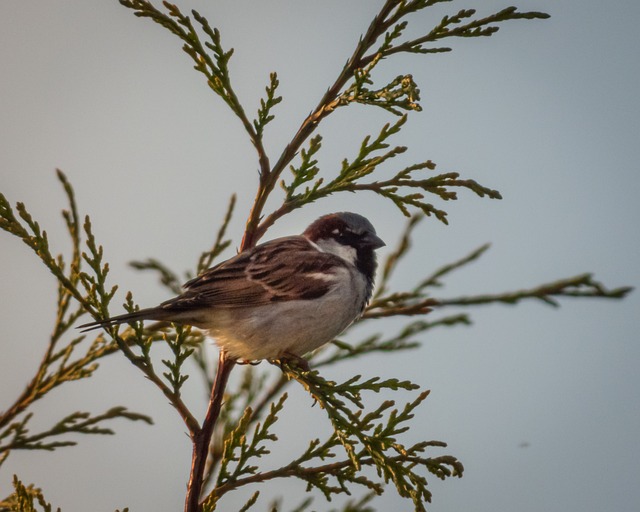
[270,352,310,372]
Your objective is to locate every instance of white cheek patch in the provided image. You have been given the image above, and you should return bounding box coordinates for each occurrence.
[316,238,358,266]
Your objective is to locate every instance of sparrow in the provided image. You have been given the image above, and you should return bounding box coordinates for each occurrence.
[79,212,385,365]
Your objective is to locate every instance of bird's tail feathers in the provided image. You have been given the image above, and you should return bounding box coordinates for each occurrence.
[78,307,171,333]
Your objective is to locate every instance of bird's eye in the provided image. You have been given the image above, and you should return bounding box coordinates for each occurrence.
[336,229,360,244]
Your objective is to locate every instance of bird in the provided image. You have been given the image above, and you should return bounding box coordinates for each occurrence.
[79,212,385,367]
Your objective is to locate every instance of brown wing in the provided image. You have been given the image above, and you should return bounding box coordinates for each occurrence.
[159,236,342,311]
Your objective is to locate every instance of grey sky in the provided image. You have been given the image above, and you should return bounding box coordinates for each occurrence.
[1,1,639,511]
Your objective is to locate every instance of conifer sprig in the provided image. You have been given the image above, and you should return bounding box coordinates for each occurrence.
[437,274,632,308]
[0,476,61,512]
[276,115,501,230]
[254,73,283,138]
[358,4,551,66]
[118,0,272,179]
[0,408,151,458]
[213,395,288,498]
[256,367,462,511]
[162,325,195,394]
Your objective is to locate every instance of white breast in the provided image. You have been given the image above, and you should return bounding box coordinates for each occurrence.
[202,265,367,361]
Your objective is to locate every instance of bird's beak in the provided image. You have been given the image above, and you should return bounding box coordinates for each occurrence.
[364,233,386,249]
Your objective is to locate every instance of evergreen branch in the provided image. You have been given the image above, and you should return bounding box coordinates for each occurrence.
[362,6,551,66]
[254,73,283,138]
[0,332,120,434]
[210,394,287,508]
[280,116,408,210]
[213,407,253,492]
[365,256,631,324]
[42,179,206,440]
[365,244,631,325]
[212,427,378,503]
[77,214,118,317]
[264,117,409,232]
[74,271,202,442]
[54,169,84,339]
[0,172,140,438]
[161,325,194,394]
[348,168,502,223]
[210,370,462,511]
[119,0,272,200]
[277,368,410,469]
[335,11,422,115]
[0,407,152,456]
[0,172,96,316]
[363,240,489,320]
[95,300,201,435]
[280,136,323,201]
[211,453,384,504]
[118,1,233,110]
[0,476,61,512]
[436,274,633,308]
[363,296,438,319]
[276,117,501,227]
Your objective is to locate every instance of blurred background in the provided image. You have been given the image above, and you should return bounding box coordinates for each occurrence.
[1,1,639,511]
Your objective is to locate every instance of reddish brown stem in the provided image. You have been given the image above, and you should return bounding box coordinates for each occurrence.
[185,351,236,512]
